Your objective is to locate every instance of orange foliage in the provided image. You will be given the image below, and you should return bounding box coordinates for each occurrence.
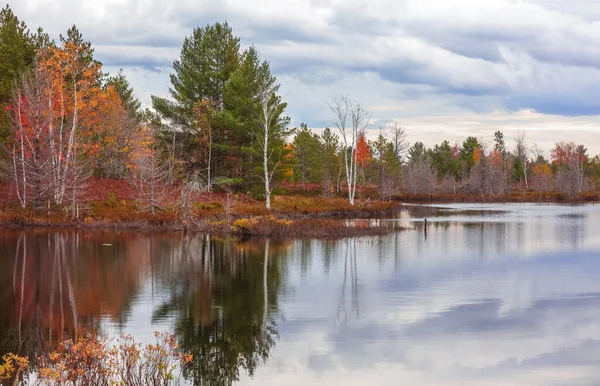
[37,40,103,157]
[473,146,482,165]
[355,131,372,167]
[488,149,504,168]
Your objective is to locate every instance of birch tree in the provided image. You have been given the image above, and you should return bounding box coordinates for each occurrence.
[11,66,53,211]
[327,95,370,206]
[255,67,288,210]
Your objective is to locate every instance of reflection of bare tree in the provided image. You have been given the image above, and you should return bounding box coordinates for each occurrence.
[1,230,145,362]
[8,232,80,360]
[336,239,360,328]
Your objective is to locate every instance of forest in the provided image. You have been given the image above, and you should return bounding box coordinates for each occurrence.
[0,5,599,231]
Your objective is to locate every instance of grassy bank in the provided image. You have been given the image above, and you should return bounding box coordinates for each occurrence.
[2,178,597,237]
[0,194,403,237]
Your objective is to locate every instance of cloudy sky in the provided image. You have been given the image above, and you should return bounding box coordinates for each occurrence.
[8,0,600,155]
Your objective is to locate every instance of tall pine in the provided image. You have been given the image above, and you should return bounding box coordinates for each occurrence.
[0,5,35,152]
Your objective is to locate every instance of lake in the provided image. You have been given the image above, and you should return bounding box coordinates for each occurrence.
[2,203,600,385]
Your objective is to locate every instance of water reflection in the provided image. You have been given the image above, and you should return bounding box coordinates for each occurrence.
[0,229,145,360]
[150,235,289,386]
[0,204,600,385]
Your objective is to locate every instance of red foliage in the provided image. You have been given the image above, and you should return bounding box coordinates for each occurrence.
[355,131,372,167]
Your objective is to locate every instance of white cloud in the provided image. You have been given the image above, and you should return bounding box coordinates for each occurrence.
[7,0,600,153]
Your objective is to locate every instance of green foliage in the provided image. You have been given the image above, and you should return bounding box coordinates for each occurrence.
[106,69,142,119]
[370,133,401,195]
[150,23,290,193]
[494,130,506,158]
[292,123,322,188]
[459,136,482,171]
[152,21,240,127]
[407,142,427,164]
[320,127,341,195]
[430,140,459,178]
[0,5,36,149]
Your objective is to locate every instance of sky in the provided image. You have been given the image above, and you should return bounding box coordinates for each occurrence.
[7,0,600,155]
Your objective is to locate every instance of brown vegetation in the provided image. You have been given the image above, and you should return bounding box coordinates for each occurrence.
[0,179,403,237]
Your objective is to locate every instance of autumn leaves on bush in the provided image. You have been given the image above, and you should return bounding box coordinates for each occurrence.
[0,332,192,386]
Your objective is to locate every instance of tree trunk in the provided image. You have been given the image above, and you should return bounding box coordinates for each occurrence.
[207,125,212,191]
[264,138,271,210]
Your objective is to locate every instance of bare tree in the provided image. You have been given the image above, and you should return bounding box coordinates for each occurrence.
[8,47,91,212]
[10,69,54,211]
[403,158,437,195]
[388,121,408,164]
[65,148,92,220]
[514,130,530,190]
[129,149,169,216]
[327,95,370,206]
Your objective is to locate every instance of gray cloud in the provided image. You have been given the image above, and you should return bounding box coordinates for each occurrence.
[8,0,600,153]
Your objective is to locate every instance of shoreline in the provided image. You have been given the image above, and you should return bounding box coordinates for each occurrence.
[0,192,596,236]
[0,201,406,237]
[394,191,599,204]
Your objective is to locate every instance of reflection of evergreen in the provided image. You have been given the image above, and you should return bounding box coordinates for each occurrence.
[152,236,287,386]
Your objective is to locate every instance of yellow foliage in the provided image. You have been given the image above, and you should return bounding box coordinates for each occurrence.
[533,163,552,177]
[231,215,293,232]
[0,353,29,381]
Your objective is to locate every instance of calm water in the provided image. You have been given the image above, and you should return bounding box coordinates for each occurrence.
[2,203,600,385]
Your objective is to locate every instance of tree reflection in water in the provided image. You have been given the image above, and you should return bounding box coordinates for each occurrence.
[151,234,290,386]
[336,239,360,328]
[0,229,145,361]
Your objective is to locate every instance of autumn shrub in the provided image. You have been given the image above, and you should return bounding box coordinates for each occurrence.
[0,353,29,385]
[0,332,192,386]
[231,215,293,235]
[191,201,223,218]
[88,196,133,222]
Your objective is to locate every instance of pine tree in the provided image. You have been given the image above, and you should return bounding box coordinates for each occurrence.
[152,21,240,129]
[106,69,142,120]
[0,5,35,151]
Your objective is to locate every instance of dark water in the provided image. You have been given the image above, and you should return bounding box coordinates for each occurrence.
[2,203,600,385]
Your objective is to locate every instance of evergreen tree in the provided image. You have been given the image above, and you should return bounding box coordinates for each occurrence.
[430,140,458,178]
[152,21,240,129]
[106,69,142,119]
[292,123,321,191]
[320,127,340,196]
[459,136,481,171]
[0,5,35,151]
[371,133,400,196]
[407,142,427,164]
